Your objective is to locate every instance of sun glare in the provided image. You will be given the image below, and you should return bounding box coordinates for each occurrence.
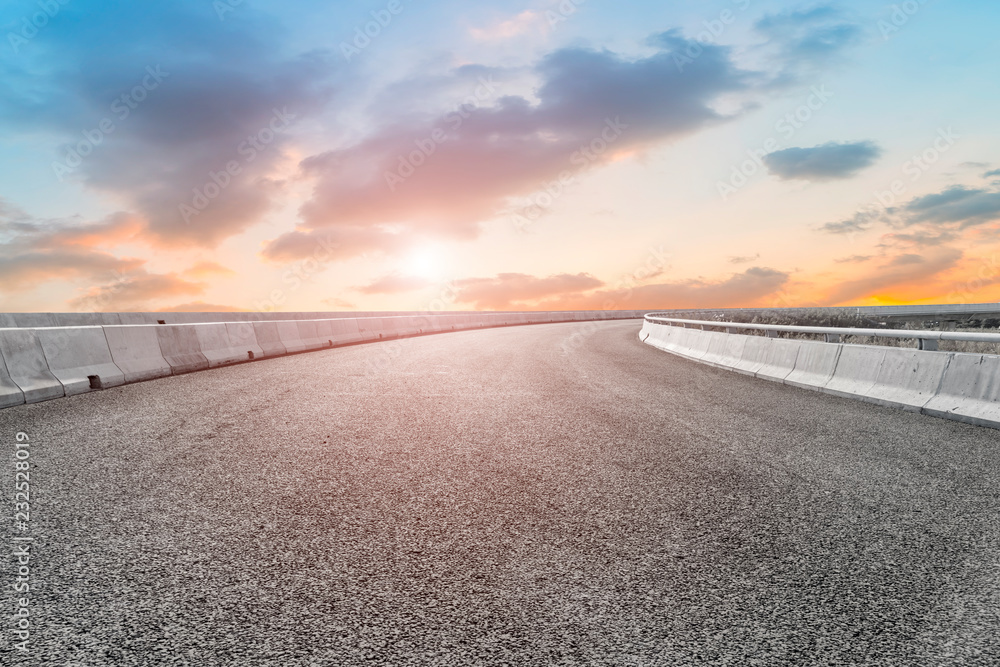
[405,246,445,280]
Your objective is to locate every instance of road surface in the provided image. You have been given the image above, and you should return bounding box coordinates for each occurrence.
[2,320,999,666]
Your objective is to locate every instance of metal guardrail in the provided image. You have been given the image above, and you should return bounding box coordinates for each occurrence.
[653,303,1000,323]
[644,314,1000,351]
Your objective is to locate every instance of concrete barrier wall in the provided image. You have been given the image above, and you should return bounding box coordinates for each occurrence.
[37,327,125,395]
[0,329,64,403]
[784,341,842,391]
[103,326,172,383]
[641,320,1000,431]
[155,326,210,374]
[0,310,646,328]
[924,355,1000,428]
[0,311,640,409]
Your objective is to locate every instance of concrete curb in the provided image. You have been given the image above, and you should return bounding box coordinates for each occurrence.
[641,321,1000,431]
[0,311,643,410]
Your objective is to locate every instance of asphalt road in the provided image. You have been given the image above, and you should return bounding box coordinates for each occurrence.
[2,320,999,666]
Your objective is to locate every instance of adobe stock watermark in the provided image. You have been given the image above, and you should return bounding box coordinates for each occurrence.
[340,0,410,62]
[717,85,834,201]
[946,254,1000,305]
[364,278,461,375]
[179,107,296,224]
[842,126,959,244]
[559,246,672,353]
[7,0,70,54]
[673,0,752,72]
[510,116,629,232]
[878,0,931,41]
[10,431,32,654]
[51,65,169,181]
[384,76,500,192]
[253,233,344,312]
[545,0,586,28]
[213,0,246,21]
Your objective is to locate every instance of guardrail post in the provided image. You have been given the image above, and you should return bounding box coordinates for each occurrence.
[765,330,778,338]
[919,338,939,351]
[726,327,737,334]
[825,334,841,343]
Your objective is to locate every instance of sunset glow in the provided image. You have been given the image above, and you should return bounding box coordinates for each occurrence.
[1,1,998,312]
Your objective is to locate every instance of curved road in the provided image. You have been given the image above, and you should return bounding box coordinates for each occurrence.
[3,320,999,666]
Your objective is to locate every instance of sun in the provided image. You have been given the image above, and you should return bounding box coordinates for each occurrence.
[405,246,446,280]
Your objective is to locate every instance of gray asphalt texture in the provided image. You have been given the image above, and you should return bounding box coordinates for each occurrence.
[2,320,1000,666]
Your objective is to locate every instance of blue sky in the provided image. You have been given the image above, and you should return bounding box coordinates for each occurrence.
[1,0,999,311]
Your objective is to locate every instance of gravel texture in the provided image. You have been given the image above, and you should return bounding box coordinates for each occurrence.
[2,320,999,666]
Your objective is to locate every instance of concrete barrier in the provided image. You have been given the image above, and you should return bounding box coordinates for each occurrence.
[294,320,328,351]
[327,318,364,345]
[732,336,771,376]
[276,321,311,353]
[823,345,886,400]
[37,327,125,395]
[226,322,265,361]
[701,332,747,368]
[356,317,387,342]
[673,328,712,361]
[924,354,1000,428]
[642,318,1000,430]
[0,349,25,408]
[785,341,842,391]
[103,326,173,383]
[754,338,801,383]
[865,348,952,412]
[251,322,287,357]
[194,323,253,367]
[0,329,64,403]
[12,313,60,328]
[0,311,641,411]
[155,326,210,374]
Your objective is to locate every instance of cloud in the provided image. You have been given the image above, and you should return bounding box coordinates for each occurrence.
[157,302,246,312]
[453,273,605,309]
[355,273,432,295]
[754,5,863,70]
[259,228,412,264]
[886,253,925,267]
[984,168,1000,178]
[902,186,1000,227]
[834,255,873,264]
[321,297,357,309]
[585,266,790,309]
[449,267,789,310]
[824,248,963,304]
[819,208,889,235]
[182,261,236,279]
[469,11,544,41]
[0,1,341,248]
[764,141,881,181]
[0,206,145,288]
[728,253,760,264]
[878,229,960,248]
[265,31,752,261]
[68,270,207,311]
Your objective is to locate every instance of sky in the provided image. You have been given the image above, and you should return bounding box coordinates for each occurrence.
[1,0,999,313]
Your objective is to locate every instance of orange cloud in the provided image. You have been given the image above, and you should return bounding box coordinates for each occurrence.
[68,271,207,311]
[182,261,237,279]
[157,301,247,312]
